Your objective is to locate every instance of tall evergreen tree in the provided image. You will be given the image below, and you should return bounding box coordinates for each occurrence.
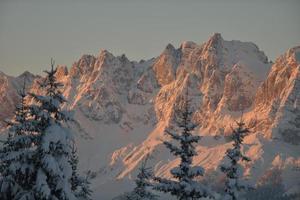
[0,80,37,200]
[75,175,92,200]
[220,119,251,200]
[27,59,77,200]
[130,156,157,200]
[153,88,212,200]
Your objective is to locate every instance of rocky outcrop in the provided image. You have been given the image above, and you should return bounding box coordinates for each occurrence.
[253,46,300,143]
[152,44,181,86]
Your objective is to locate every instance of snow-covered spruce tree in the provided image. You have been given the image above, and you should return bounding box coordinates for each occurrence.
[69,143,92,200]
[28,59,77,200]
[153,88,212,200]
[130,156,157,200]
[75,175,92,200]
[0,80,37,200]
[220,119,251,200]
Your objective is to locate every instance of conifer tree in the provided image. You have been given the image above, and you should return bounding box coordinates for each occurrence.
[27,59,77,200]
[0,80,37,200]
[220,119,251,200]
[75,175,93,200]
[153,88,212,200]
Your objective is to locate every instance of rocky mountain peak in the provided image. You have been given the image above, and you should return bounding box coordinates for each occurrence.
[70,54,96,77]
[285,46,300,65]
[152,43,181,86]
[17,71,35,79]
[252,46,300,143]
[98,49,114,60]
[165,43,175,50]
[204,32,223,51]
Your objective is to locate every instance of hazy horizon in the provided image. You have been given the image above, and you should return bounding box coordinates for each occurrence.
[0,0,299,76]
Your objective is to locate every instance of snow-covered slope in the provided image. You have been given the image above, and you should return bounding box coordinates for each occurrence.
[0,34,299,199]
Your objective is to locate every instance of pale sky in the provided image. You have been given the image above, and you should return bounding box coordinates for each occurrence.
[0,0,299,76]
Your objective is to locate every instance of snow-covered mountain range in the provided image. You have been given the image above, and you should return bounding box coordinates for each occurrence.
[1,33,299,199]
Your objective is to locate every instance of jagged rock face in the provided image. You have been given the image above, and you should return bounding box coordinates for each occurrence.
[101,36,300,184]
[1,33,272,131]
[127,88,150,105]
[69,54,96,77]
[0,71,37,127]
[254,46,300,143]
[151,33,271,137]
[218,64,258,112]
[173,34,270,116]
[255,47,300,107]
[152,44,181,86]
[154,72,202,123]
[65,51,137,123]
[136,68,158,93]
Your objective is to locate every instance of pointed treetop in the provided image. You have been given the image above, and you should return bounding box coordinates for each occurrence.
[43,58,57,76]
